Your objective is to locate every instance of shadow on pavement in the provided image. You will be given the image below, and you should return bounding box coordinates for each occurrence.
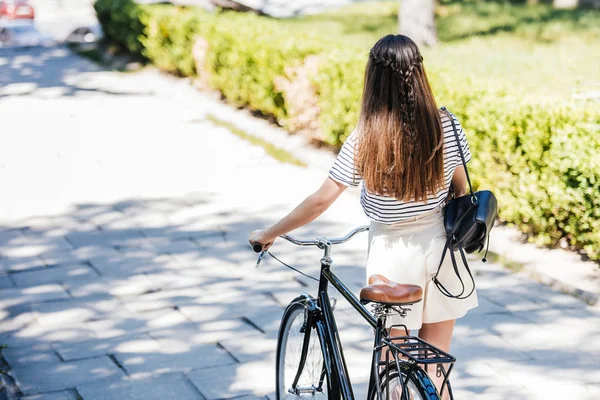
[0,45,152,99]
[0,191,598,398]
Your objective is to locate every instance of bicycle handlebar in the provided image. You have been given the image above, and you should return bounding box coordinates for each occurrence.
[252,243,264,253]
[252,225,369,254]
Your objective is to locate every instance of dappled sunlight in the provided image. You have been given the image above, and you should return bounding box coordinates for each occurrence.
[0,190,598,397]
[0,46,151,99]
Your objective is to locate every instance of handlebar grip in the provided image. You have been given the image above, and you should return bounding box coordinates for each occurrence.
[253,243,264,253]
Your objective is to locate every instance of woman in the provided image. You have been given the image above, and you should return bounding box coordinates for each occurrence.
[249,34,478,397]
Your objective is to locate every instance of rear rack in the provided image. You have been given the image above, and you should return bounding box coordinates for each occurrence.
[382,335,456,365]
[380,323,456,365]
[376,326,456,400]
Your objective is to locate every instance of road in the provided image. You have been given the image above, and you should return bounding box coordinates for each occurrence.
[0,43,599,400]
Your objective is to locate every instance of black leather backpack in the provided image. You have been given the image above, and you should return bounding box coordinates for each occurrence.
[433,108,499,299]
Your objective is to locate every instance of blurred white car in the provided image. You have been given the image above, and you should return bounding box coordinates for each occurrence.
[0,20,54,47]
[65,24,103,44]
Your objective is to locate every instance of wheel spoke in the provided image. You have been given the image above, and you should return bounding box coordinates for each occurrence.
[374,366,428,400]
[278,306,328,399]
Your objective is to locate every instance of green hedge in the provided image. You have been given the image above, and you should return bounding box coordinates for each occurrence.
[94,0,600,261]
[95,0,147,54]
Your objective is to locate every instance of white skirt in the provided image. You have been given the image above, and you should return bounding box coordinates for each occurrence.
[366,206,478,330]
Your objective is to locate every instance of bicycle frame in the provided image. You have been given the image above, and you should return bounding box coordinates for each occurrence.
[261,227,455,400]
[297,257,455,400]
[298,254,376,399]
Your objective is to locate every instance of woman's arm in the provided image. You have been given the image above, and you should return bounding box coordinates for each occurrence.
[249,177,348,250]
[451,166,469,197]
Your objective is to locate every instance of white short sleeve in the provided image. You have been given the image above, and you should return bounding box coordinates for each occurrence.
[328,130,361,187]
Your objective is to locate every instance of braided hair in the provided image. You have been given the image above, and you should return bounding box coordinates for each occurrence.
[355,34,444,202]
[368,49,424,155]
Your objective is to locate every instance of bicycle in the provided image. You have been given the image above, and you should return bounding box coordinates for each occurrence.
[253,226,456,400]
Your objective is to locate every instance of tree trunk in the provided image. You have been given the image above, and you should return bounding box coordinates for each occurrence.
[527,0,539,5]
[553,0,579,8]
[398,0,437,47]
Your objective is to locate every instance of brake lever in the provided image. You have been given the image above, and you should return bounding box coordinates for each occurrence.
[255,250,267,269]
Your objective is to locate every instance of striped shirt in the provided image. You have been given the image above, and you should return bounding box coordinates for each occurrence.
[329,111,472,224]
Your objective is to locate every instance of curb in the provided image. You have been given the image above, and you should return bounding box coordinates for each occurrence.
[481,250,599,307]
[486,225,599,308]
[523,264,599,307]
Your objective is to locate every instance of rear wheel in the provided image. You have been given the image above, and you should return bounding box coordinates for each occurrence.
[368,363,439,400]
[276,298,328,399]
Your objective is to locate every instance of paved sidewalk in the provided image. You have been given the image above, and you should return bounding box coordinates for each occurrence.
[1,46,599,399]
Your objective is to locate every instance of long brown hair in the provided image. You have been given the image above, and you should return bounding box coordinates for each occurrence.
[355,34,444,202]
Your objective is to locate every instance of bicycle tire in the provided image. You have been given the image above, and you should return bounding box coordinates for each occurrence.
[276,296,329,399]
[368,362,440,400]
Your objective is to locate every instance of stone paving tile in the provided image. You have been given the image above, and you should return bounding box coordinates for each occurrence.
[141,271,228,291]
[10,263,100,288]
[113,342,236,375]
[187,362,274,399]
[10,356,125,395]
[29,295,126,327]
[103,213,172,232]
[20,389,79,400]
[479,358,600,399]
[472,295,510,314]
[81,211,126,227]
[87,253,178,277]
[451,327,532,362]
[0,235,72,258]
[66,228,145,248]
[0,228,24,243]
[1,318,97,347]
[120,286,205,313]
[2,343,61,367]
[147,319,263,346]
[0,284,70,308]
[218,334,277,364]
[0,255,45,273]
[176,291,281,325]
[38,246,112,267]
[145,239,202,256]
[3,307,188,349]
[54,333,161,361]
[164,222,226,241]
[451,361,536,400]
[18,217,95,235]
[97,307,190,334]
[100,229,149,246]
[0,274,15,289]
[465,309,600,358]
[113,247,156,260]
[64,274,158,298]
[0,303,36,340]
[77,373,203,400]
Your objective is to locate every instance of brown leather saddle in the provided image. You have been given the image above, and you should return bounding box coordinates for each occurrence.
[360,274,423,306]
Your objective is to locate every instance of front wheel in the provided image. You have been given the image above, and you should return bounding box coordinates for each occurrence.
[276,297,329,399]
[368,363,439,400]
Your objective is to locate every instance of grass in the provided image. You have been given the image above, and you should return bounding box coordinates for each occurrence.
[473,251,524,273]
[206,114,307,167]
[286,0,600,102]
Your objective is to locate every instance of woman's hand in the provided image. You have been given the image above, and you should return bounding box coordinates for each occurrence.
[249,229,276,252]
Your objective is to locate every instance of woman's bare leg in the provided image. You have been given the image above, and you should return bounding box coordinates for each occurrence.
[418,320,455,400]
